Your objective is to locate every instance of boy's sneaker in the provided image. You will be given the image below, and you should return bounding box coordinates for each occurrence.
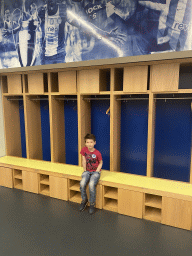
[89,204,95,215]
[79,199,88,211]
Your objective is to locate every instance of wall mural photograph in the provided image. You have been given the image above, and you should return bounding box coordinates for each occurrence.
[0,0,191,69]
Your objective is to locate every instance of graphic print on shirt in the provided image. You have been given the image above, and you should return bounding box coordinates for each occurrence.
[85,152,97,170]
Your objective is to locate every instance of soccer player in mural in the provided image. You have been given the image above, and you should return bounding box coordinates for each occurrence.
[0,9,20,68]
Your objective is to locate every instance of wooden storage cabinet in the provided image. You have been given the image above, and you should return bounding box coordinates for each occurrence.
[103,185,118,212]
[22,170,38,193]
[49,176,68,200]
[118,189,143,219]
[39,174,50,196]
[13,169,23,190]
[27,73,48,94]
[68,178,81,203]
[0,167,13,188]
[162,197,192,230]
[143,193,162,223]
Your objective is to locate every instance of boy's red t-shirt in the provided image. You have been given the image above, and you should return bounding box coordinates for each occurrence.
[80,147,102,172]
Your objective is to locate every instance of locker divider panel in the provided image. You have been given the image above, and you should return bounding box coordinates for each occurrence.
[154,99,191,182]
[120,100,148,175]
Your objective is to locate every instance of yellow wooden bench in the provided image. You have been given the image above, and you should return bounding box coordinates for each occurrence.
[0,156,192,231]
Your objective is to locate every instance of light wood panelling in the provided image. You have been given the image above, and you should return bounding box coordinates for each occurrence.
[95,184,102,209]
[2,97,22,157]
[50,176,68,200]
[58,71,76,94]
[146,93,156,177]
[79,69,100,93]
[151,63,179,92]
[28,73,44,94]
[49,96,65,163]
[24,96,42,160]
[111,95,121,172]
[118,188,143,218]
[7,74,22,94]
[123,65,148,92]
[162,197,192,230]
[22,170,38,193]
[0,167,13,188]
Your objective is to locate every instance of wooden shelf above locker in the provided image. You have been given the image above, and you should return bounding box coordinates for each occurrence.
[27,73,48,94]
[58,71,76,94]
[123,66,148,93]
[151,63,180,92]
[5,74,23,94]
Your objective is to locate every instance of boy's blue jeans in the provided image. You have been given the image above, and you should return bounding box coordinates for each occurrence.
[80,171,101,205]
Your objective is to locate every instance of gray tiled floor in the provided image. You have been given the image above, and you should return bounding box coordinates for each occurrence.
[0,186,192,256]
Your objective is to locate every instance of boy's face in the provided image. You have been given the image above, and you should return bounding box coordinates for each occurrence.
[85,139,96,151]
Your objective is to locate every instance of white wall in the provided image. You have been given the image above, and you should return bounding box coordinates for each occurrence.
[0,80,6,157]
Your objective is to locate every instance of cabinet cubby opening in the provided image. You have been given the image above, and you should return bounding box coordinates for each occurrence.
[2,76,8,93]
[51,72,59,92]
[99,69,110,91]
[114,68,123,91]
[154,94,191,182]
[147,66,150,91]
[117,95,148,175]
[69,190,81,201]
[40,184,49,193]
[69,179,80,189]
[103,198,118,209]
[40,174,49,183]
[179,64,192,89]
[14,169,22,178]
[43,73,48,93]
[104,186,118,199]
[144,206,161,220]
[14,178,23,188]
[24,74,28,93]
[145,194,162,208]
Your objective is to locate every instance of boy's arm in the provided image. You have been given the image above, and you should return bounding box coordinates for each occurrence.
[96,160,103,172]
[82,156,87,172]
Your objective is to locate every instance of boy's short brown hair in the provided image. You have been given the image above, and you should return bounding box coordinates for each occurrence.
[84,134,96,142]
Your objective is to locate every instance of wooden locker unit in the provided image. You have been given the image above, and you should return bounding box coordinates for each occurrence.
[58,71,77,94]
[27,73,48,94]
[7,74,23,94]
[49,95,66,163]
[151,63,180,92]
[123,65,148,93]
[0,166,13,188]
[2,96,22,157]
[118,188,143,219]
[24,95,43,160]
[50,175,68,200]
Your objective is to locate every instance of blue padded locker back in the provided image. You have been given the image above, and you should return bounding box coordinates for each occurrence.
[120,100,148,175]
[91,100,110,170]
[19,100,26,158]
[154,100,191,182]
[40,100,51,161]
[64,100,78,165]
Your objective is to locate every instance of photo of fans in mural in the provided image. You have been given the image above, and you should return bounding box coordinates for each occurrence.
[0,0,191,69]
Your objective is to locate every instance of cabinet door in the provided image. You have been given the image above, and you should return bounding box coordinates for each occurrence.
[22,170,38,193]
[118,188,143,219]
[50,176,68,200]
[123,66,148,93]
[79,69,100,93]
[58,71,76,94]
[162,197,192,230]
[0,167,13,188]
